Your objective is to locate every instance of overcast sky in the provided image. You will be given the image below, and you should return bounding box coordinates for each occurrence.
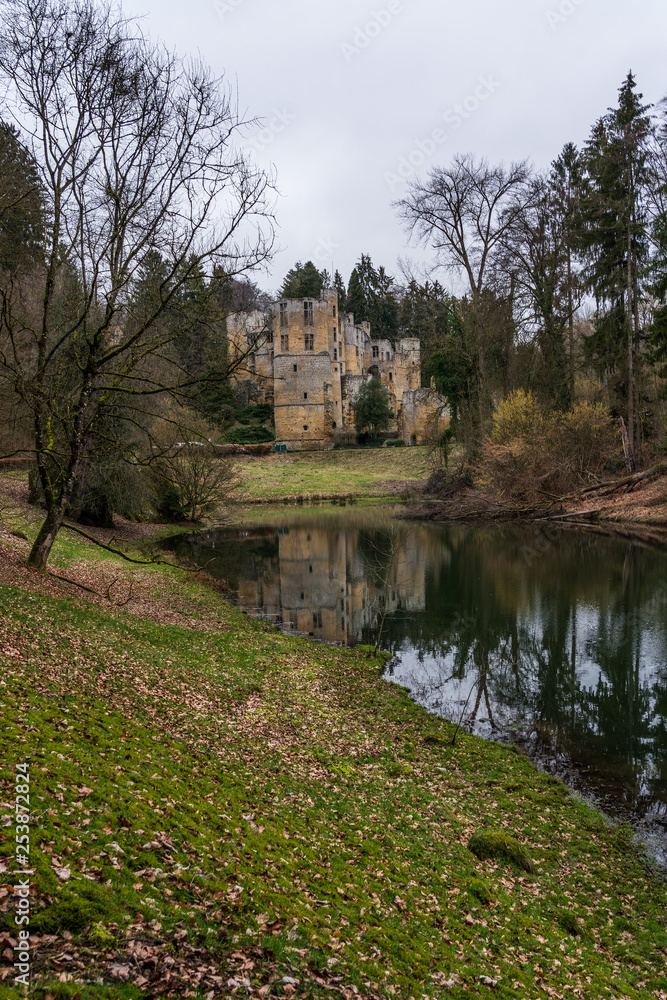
[123,0,667,294]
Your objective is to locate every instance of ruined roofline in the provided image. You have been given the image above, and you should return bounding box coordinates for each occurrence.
[276,287,337,304]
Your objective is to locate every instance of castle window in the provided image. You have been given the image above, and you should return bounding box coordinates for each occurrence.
[280,302,288,327]
[266,330,273,344]
[333,348,337,360]
[303,392,307,399]
[281,334,289,352]
[333,421,337,428]
[389,371,392,380]
[304,300,314,326]
[333,305,336,317]
[333,329,337,341]
[270,351,274,361]
[304,333,314,351]
[293,363,297,372]
[313,610,322,628]
[248,353,255,369]
[372,345,379,358]
[309,565,313,573]
[303,424,308,430]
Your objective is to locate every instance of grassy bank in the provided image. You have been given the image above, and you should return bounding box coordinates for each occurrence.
[0,519,666,999]
[234,447,430,502]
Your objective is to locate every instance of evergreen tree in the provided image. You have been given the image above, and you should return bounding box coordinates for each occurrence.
[425,301,479,448]
[346,254,399,342]
[648,101,667,387]
[580,73,652,457]
[399,279,454,374]
[346,262,367,322]
[333,269,347,313]
[352,378,393,438]
[0,119,45,271]
[279,260,328,299]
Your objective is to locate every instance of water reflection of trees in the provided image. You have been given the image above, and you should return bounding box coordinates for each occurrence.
[372,526,667,821]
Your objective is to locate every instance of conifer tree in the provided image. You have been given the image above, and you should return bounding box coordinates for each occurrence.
[0,119,45,272]
[346,254,399,342]
[580,72,652,458]
[333,269,347,313]
[279,260,327,299]
[352,378,393,438]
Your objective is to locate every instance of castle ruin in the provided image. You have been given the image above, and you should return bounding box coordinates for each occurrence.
[227,288,447,450]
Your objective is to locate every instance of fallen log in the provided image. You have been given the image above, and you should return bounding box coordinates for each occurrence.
[579,460,667,497]
[540,509,601,522]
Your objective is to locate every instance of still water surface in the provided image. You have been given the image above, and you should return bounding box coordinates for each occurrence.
[167,507,667,847]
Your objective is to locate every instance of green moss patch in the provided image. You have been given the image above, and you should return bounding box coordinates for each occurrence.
[468,830,535,873]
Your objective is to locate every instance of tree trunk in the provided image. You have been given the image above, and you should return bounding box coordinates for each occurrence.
[619,416,635,475]
[475,292,487,435]
[567,252,575,402]
[626,220,635,460]
[27,505,67,570]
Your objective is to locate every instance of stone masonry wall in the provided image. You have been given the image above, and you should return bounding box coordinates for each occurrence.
[227,290,448,449]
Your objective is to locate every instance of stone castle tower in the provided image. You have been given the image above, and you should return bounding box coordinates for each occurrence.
[227,288,447,450]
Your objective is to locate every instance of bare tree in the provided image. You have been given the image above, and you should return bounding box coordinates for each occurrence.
[498,173,584,410]
[0,0,275,569]
[149,412,243,523]
[152,442,243,524]
[396,154,531,431]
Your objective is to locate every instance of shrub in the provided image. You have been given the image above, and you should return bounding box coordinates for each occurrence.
[246,403,274,424]
[555,401,618,477]
[386,439,406,448]
[236,403,274,426]
[479,394,619,498]
[225,425,275,444]
[151,443,242,522]
[490,389,544,445]
[468,829,534,873]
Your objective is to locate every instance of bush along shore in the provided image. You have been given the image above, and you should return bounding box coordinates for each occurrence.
[0,532,667,1000]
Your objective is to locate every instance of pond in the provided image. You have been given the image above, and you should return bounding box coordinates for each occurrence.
[165,506,667,856]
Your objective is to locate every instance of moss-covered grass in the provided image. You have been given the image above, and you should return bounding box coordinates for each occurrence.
[0,529,666,998]
[234,447,430,502]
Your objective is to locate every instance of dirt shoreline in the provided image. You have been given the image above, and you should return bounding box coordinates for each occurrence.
[397,471,667,545]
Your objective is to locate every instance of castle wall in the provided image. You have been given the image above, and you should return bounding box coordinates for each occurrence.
[227,292,448,450]
[274,352,334,451]
[399,388,449,445]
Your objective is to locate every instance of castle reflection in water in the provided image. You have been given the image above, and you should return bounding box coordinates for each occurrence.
[232,525,440,644]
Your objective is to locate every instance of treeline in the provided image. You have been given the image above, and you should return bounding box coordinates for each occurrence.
[282,73,667,467]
